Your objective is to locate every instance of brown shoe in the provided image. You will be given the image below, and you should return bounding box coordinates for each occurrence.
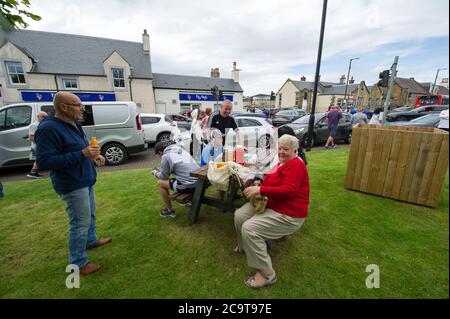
[79,263,102,276]
[87,237,112,250]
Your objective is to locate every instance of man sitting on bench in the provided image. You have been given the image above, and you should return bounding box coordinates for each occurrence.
[152,141,199,218]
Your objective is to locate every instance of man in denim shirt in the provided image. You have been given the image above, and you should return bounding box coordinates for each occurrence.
[36,92,112,276]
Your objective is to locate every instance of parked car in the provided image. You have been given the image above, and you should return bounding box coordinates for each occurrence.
[390,106,413,113]
[165,114,192,131]
[270,109,307,127]
[0,101,147,167]
[284,112,353,147]
[180,109,194,118]
[140,113,180,144]
[386,105,448,122]
[390,113,441,128]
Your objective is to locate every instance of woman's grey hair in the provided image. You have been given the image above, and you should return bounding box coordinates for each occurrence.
[278,134,299,150]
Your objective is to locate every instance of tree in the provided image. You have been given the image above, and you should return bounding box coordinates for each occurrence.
[1,0,41,32]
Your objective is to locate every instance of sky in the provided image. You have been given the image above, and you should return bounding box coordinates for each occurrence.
[22,0,450,96]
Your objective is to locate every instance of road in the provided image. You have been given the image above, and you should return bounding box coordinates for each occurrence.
[0,144,349,182]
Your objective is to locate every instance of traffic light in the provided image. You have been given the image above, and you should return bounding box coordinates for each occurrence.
[270,91,275,101]
[378,70,390,87]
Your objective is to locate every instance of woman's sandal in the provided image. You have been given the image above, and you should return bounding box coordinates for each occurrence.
[233,244,245,254]
[245,272,277,288]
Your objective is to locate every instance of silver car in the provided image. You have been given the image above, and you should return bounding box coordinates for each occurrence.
[0,101,147,167]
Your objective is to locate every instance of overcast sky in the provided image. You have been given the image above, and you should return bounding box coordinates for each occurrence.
[25,0,449,95]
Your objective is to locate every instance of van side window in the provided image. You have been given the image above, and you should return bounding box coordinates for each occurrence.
[141,117,160,125]
[0,105,32,131]
[41,105,55,116]
[81,105,94,126]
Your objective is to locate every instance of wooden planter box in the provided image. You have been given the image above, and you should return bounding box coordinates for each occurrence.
[345,124,449,208]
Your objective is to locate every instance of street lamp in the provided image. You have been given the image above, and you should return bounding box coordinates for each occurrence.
[431,68,447,94]
[343,57,360,107]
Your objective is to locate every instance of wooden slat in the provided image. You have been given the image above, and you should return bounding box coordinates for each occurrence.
[408,133,433,203]
[352,127,369,190]
[426,134,449,207]
[398,132,424,202]
[366,129,384,195]
[359,127,376,192]
[390,131,413,199]
[374,129,395,195]
[382,131,403,197]
[344,126,361,189]
[417,133,444,205]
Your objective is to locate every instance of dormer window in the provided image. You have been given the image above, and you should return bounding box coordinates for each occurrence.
[112,68,125,88]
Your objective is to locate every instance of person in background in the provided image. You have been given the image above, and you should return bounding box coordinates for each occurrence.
[27,111,48,178]
[351,107,368,127]
[438,109,449,132]
[201,107,212,129]
[234,135,309,288]
[324,105,342,149]
[35,92,111,276]
[369,108,383,125]
[208,100,242,146]
[152,141,199,218]
[200,129,223,167]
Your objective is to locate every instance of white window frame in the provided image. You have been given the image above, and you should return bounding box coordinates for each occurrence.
[5,61,26,85]
[62,78,78,90]
[111,67,126,89]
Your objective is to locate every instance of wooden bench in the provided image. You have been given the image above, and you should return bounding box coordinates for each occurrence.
[169,192,193,205]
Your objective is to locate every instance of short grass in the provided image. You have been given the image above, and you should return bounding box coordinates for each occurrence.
[0,148,448,298]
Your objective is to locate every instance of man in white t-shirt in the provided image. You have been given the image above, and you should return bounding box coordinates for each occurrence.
[438,109,449,132]
[27,111,48,178]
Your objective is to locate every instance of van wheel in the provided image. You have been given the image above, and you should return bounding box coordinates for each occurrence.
[344,132,352,144]
[158,132,171,143]
[102,143,128,166]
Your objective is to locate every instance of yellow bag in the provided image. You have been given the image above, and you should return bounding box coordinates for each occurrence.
[207,162,233,191]
[250,195,269,214]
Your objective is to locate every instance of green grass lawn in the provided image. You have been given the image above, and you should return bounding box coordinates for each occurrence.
[0,148,448,298]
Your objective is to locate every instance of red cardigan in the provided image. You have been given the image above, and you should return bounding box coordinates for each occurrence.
[260,157,310,218]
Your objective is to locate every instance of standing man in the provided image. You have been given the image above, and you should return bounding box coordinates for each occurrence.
[324,105,342,149]
[208,100,242,146]
[27,111,48,178]
[351,107,368,127]
[35,92,112,276]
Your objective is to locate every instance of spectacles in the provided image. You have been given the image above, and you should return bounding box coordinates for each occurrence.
[64,102,84,108]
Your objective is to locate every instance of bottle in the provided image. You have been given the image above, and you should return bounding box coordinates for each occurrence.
[90,137,100,160]
[235,145,244,165]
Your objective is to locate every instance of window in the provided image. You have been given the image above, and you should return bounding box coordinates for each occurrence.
[141,116,160,125]
[278,93,282,106]
[112,68,125,88]
[237,119,262,127]
[0,105,32,131]
[295,92,301,106]
[80,105,94,126]
[41,105,55,116]
[63,79,78,89]
[5,61,26,84]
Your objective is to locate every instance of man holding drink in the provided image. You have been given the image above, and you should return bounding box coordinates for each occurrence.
[35,92,112,276]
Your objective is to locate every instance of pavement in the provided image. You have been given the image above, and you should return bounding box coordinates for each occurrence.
[0,144,349,182]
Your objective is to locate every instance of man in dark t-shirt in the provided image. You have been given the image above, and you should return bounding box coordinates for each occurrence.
[325,106,342,149]
[208,100,242,146]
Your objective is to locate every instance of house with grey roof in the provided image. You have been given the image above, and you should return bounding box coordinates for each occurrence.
[152,62,243,114]
[419,82,450,95]
[0,29,156,111]
[275,76,370,112]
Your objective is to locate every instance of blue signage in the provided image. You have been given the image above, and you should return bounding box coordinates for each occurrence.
[21,91,116,102]
[179,93,234,102]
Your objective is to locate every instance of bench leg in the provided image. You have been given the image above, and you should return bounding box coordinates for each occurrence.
[188,179,207,224]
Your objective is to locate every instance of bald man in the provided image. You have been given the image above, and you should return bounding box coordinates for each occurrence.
[27,111,48,178]
[35,92,111,276]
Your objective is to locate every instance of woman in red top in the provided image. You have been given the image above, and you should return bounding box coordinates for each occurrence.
[234,134,310,288]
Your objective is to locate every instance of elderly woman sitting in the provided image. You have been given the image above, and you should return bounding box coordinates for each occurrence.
[234,134,310,288]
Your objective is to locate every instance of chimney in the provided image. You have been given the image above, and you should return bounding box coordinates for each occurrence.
[349,76,355,84]
[211,68,220,78]
[231,61,240,83]
[142,29,150,54]
[300,76,306,81]
[339,75,346,85]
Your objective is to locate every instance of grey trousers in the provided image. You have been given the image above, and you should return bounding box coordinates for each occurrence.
[234,202,305,272]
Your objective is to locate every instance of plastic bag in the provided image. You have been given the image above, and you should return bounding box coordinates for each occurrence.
[207,161,240,191]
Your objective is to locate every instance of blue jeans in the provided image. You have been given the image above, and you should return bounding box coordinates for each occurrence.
[0,181,4,197]
[60,186,97,268]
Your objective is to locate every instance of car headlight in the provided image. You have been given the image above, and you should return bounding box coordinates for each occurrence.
[295,128,305,134]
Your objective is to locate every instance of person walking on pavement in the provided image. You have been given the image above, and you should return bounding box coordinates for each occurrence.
[27,111,48,178]
[35,91,112,276]
[324,106,342,149]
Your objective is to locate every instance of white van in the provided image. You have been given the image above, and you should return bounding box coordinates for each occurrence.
[0,101,147,167]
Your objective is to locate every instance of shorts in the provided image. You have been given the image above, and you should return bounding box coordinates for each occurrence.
[328,126,337,138]
[169,178,195,194]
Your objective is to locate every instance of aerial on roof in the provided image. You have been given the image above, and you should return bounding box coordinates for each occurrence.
[0,29,152,78]
[152,73,243,92]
